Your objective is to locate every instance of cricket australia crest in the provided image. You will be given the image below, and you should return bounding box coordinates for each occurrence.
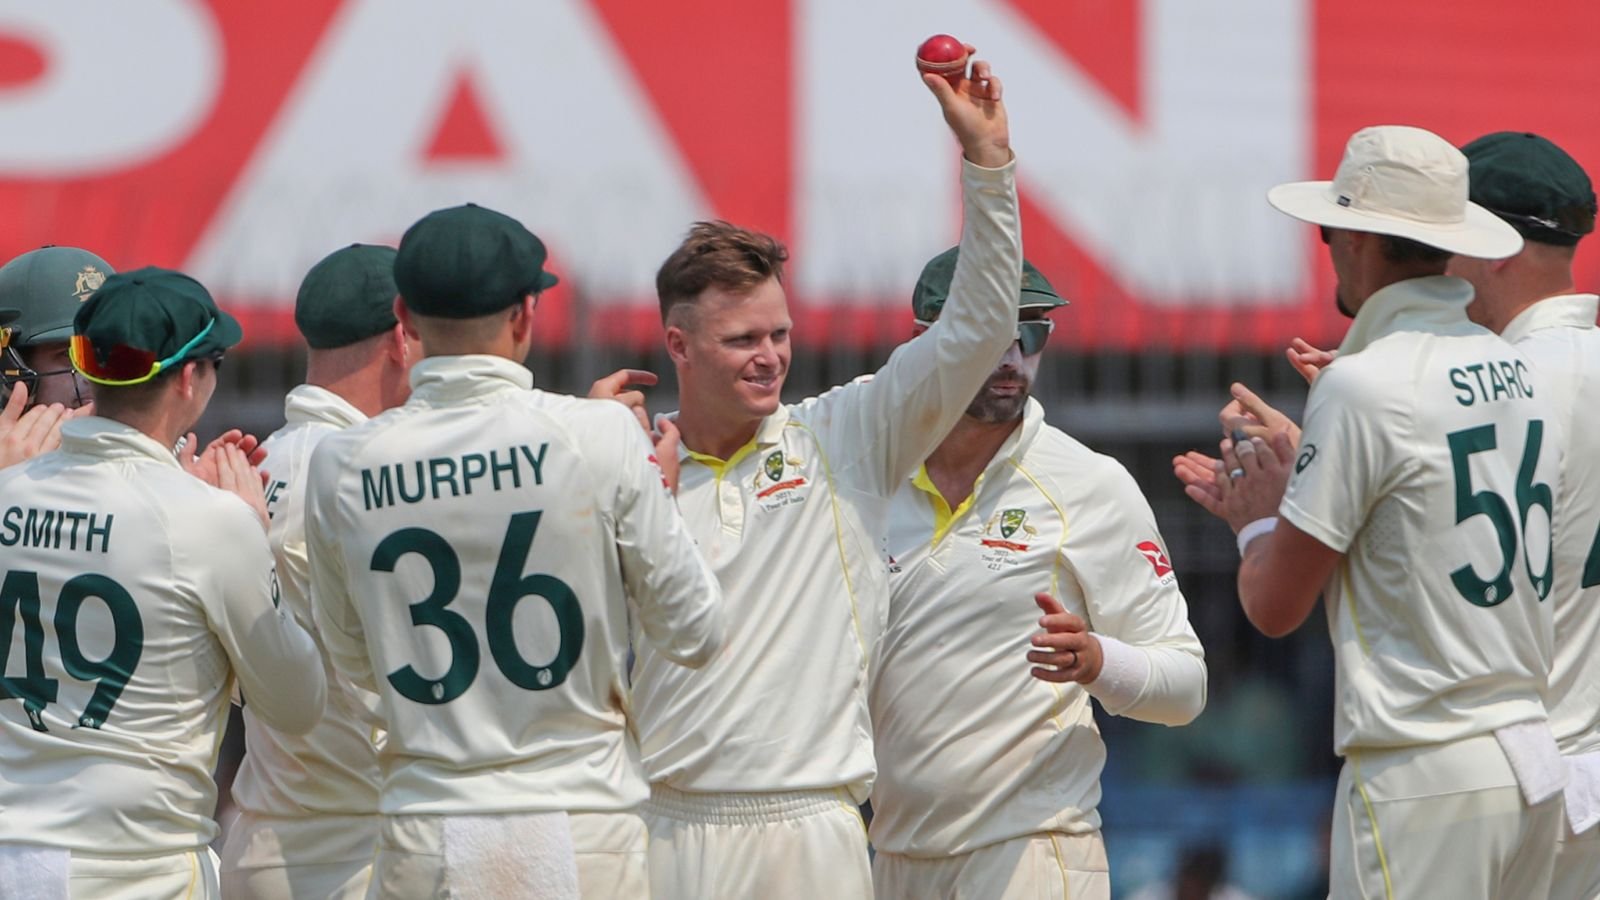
[73,266,106,301]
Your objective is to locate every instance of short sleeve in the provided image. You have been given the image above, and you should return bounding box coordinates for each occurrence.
[1279,362,1405,553]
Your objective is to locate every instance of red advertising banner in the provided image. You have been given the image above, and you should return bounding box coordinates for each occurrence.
[1,1,1596,350]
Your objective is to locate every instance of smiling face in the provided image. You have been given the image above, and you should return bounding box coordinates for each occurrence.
[668,276,792,432]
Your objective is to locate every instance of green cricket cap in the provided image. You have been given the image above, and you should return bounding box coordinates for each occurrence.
[296,243,401,349]
[0,246,115,345]
[911,246,1066,321]
[393,203,559,319]
[73,267,242,366]
[1462,132,1595,246]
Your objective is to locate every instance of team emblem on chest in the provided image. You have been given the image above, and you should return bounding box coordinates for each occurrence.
[755,450,809,510]
[979,507,1036,569]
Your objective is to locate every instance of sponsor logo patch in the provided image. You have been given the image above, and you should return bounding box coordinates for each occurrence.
[1136,540,1174,579]
[1296,443,1318,474]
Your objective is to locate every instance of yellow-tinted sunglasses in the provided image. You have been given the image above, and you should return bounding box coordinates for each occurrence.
[69,318,217,386]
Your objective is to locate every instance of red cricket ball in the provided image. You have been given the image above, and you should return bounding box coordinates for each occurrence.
[916,33,968,88]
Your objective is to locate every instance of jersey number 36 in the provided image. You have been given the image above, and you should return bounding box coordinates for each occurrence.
[371,510,583,705]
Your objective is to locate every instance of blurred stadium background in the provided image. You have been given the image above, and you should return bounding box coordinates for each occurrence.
[4,1,1597,896]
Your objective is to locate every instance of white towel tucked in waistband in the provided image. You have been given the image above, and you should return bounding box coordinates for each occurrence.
[1564,750,1600,835]
[0,843,69,900]
[1495,720,1567,806]
[441,812,579,899]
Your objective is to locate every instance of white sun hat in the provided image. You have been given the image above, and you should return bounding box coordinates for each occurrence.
[1268,125,1524,259]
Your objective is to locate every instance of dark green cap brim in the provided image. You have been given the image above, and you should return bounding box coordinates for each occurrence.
[1,308,20,326]
[912,246,1066,321]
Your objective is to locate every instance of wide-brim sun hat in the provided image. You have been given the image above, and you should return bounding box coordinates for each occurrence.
[1268,125,1524,260]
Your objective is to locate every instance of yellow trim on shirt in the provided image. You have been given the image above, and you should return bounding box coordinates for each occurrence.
[1340,561,1373,656]
[836,787,869,837]
[1009,458,1074,732]
[682,436,761,479]
[1351,751,1395,900]
[785,421,868,667]
[910,465,981,547]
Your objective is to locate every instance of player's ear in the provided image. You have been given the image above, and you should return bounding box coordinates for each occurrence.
[664,325,690,365]
[393,297,420,341]
[509,294,537,343]
[177,360,200,400]
[387,322,409,364]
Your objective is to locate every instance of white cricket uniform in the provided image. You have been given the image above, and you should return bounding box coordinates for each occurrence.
[0,417,326,899]
[632,157,1022,900]
[222,385,382,900]
[1278,276,1564,900]
[1499,292,1600,899]
[305,355,724,900]
[870,398,1207,900]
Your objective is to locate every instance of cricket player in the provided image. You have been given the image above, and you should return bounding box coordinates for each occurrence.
[1451,132,1600,900]
[0,267,327,899]
[305,203,725,899]
[221,244,419,899]
[627,54,1022,899]
[870,249,1206,900]
[0,246,111,410]
[1178,125,1564,899]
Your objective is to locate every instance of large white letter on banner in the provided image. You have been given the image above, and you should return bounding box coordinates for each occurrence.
[795,0,1309,305]
[188,0,708,304]
[0,2,220,174]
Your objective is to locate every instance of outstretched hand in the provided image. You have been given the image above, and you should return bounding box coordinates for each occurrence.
[1286,338,1336,385]
[589,368,658,434]
[1218,382,1301,447]
[920,45,1011,169]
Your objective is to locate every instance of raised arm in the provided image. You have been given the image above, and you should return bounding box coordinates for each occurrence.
[813,55,1023,495]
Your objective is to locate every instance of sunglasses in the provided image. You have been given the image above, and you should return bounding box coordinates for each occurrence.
[69,317,218,386]
[1319,226,1334,245]
[915,317,1055,355]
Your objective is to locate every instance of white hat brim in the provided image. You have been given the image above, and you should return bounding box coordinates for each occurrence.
[1267,181,1525,259]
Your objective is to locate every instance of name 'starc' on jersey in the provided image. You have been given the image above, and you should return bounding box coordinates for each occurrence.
[1450,358,1535,406]
[360,443,549,511]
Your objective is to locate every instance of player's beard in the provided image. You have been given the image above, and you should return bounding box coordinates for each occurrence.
[964,369,1031,424]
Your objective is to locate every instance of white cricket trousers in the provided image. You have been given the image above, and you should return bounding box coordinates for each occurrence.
[364,810,646,899]
[218,810,379,899]
[642,783,873,900]
[1551,817,1600,900]
[1329,734,1561,900]
[872,831,1109,900]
